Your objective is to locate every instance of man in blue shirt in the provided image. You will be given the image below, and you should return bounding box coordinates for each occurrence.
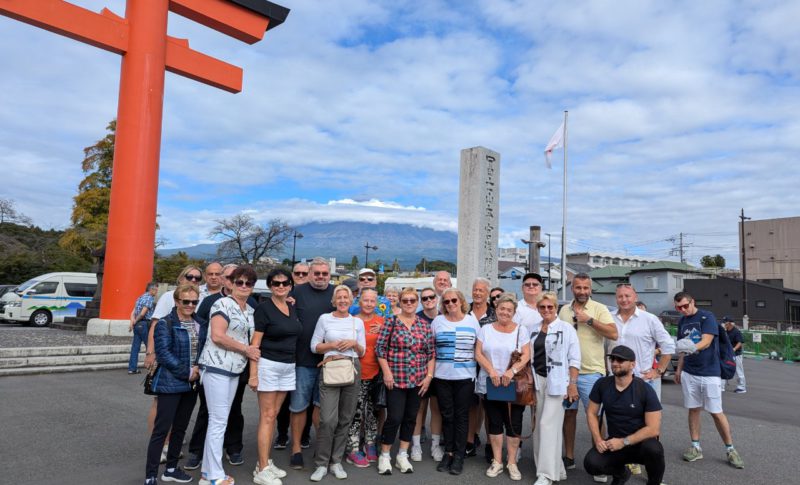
[674,292,744,469]
[722,316,746,393]
[127,282,157,374]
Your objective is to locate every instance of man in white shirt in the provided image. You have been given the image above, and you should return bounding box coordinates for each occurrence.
[514,272,544,337]
[610,284,675,400]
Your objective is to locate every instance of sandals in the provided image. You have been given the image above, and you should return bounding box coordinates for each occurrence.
[199,475,235,485]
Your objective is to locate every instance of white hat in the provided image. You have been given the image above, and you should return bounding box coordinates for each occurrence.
[358,268,376,276]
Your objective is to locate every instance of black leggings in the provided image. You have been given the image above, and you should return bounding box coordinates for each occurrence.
[584,438,665,485]
[483,398,524,437]
[435,378,474,456]
[146,390,198,478]
[381,387,422,445]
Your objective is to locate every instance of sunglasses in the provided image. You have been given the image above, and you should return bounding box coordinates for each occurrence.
[206,272,222,277]
[179,299,199,306]
[271,280,291,288]
[359,276,375,282]
[401,298,418,304]
[420,295,436,302]
[293,271,308,277]
[313,271,329,277]
[675,302,691,310]
[185,274,202,282]
[609,356,630,363]
[443,298,459,305]
[537,304,556,310]
[523,282,541,288]
[233,279,255,288]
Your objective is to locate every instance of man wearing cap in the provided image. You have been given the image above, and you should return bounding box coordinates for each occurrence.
[514,272,544,337]
[558,273,618,477]
[583,345,665,485]
[611,284,675,400]
[349,268,393,318]
[673,291,744,469]
[721,317,746,393]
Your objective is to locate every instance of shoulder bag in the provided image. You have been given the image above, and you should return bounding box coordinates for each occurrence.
[508,326,536,406]
[322,316,357,386]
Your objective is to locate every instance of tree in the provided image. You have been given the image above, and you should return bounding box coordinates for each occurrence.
[415,258,456,274]
[0,198,32,226]
[350,255,359,270]
[700,254,726,268]
[153,251,206,283]
[391,258,400,273]
[209,214,293,264]
[60,120,115,259]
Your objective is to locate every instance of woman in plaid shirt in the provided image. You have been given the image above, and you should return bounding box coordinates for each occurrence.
[375,287,435,475]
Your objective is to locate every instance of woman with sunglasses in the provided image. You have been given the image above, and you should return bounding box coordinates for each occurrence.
[345,287,384,467]
[249,268,301,485]
[530,292,580,485]
[475,293,530,481]
[197,265,261,485]
[375,287,435,475]
[411,286,443,463]
[308,285,366,482]
[144,284,206,485]
[431,288,480,475]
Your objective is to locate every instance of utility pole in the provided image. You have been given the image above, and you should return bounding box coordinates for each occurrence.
[668,232,692,263]
[521,226,545,275]
[740,209,751,328]
[545,233,552,290]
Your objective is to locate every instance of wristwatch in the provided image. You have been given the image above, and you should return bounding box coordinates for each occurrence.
[512,367,518,375]
[623,437,630,447]
[586,317,594,327]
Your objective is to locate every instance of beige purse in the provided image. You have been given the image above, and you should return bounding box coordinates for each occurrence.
[322,317,356,386]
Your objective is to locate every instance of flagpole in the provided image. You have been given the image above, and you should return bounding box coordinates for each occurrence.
[561,110,568,301]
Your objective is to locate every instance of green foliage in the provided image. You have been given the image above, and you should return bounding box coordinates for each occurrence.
[0,222,91,284]
[415,258,456,274]
[391,258,400,272]
[700,254,726,268]
[153,252,206,284]
[350,255,359,270]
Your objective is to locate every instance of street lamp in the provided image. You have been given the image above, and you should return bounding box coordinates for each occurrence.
[364,242,378,268]
[291,231,303,266]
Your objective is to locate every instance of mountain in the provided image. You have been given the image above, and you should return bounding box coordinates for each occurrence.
[158,221,458,270]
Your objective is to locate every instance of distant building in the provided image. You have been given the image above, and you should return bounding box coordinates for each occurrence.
[587,265,633,308]
[742,216,800,291]
[498,247,528,264]
[627,262,710,315]
[568,251,656,269]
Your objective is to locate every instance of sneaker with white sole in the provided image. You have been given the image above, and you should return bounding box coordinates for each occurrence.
[330,463,348,479]
[395,454,414,473]
[683,446,703,462]
[593,475,608,483]
[727,448,744,469]
[310,466,328,482]
[734,388,746,394]
[486,460,504,478]
[507,463,522,481]
[410,445,423,462]
[533,475,553,485]
[431,445,444,462]
[377,455,392,475]
[254,465,282,485]
[161,467,192,483]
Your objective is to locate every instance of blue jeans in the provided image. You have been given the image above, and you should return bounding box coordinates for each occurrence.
[128,320,148,372]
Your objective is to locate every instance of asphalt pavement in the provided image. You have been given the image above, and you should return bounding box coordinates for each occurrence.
[1,357,797,485]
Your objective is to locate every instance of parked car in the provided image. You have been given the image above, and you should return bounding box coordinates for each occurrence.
[659,310,682,326]
[0,285,18,322]
[2,273,97,327]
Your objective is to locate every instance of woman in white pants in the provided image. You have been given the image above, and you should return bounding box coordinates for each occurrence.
[530,292,581,485]
[197,265,261,485]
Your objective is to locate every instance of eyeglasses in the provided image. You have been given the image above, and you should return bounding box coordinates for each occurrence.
[271,280,291,288]
[443,298,459,305]
[359,276,375,282]
[313,271,329,277]
[179,299,199,306]
[608,356,629,363]
[523,282,541,288]
[420,295,436,302]
[206,272,222,277]
[401,298,418,304]
[616,283,633,289]
[293,271,308,277]
[537,304,555,310]
[185,274,202,282]
[233,279,255,288]
[675,302,691,310]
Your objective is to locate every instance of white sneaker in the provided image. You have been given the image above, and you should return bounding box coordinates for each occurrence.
[431,445,444,462]
[593,475,608,483]
[377,455,392,475]
[310,466,328,482]
[395,453,414,473]
[508,463,522,481]
[486,460,504,478]
[254,465,283,485]
[534,475,553,485]
[330,463,348,479]
[410,445,423,462]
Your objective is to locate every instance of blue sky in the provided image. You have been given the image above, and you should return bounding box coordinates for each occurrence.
[2,0,799,268]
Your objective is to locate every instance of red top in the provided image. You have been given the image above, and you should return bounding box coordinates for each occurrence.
[359,314,384,379]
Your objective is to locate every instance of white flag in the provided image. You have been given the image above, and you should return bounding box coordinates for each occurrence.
[544,121,564,169]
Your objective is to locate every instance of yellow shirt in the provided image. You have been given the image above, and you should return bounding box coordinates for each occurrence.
[558,299,614,375]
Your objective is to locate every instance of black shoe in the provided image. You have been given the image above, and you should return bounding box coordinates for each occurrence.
[128,370,142,374]
[449,454,464,475]
[184,453,201,470]
[436,454,453,473]
[290,452,304,469]
[484,443,493,464]
[161,467,192,483]
[611,466,632,485]
[226,451,244,466]
[563,456,576,469]
[465,442,477,457]
[301,436,311,449]
[274,435,288,449]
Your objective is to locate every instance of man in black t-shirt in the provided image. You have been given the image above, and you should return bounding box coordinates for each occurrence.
[722,317,746,393]
[583,345,665,485]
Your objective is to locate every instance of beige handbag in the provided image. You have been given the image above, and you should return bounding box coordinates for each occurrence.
[322,317,357,386]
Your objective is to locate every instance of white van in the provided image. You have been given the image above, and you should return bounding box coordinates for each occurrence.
[2,272,97,327]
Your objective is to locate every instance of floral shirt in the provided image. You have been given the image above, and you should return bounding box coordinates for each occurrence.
[198,296,255,376]
[350,295,394,319]
[375,315,434,389]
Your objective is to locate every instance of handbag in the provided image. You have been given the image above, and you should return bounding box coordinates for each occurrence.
[370,372,388,408]
[143,364,159,395]
[508,327,536,406]
[322,316,357,386]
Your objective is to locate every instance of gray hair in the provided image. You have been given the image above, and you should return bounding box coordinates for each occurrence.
[384,286,401,296]
[310,257,330,270]
[472,277,491,289]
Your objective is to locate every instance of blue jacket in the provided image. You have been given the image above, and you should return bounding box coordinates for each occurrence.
[152,308,207,394]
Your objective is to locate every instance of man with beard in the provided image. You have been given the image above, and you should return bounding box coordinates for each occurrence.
[583,345,664,485]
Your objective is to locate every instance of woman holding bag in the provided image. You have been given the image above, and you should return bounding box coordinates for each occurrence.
[475,294,531,481]
[530,292,581,485]
[309,285,367,482]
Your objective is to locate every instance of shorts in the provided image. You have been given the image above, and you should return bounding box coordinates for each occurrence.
[289,366,320,413]
[680,371,723,413]
[257,358,295,392]
[566,373,603,412]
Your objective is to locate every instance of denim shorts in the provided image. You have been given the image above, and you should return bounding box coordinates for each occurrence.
[289,366,320,413]
[566,372,603,412]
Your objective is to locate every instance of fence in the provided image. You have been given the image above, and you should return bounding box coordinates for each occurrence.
[666,323,800,362]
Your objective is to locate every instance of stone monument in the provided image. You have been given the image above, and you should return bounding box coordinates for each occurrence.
[456,146,500,296]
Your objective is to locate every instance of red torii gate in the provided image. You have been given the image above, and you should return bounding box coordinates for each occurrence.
[0,0,289,323]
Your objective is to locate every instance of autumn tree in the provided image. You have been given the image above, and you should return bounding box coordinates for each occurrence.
[210,214,293,265]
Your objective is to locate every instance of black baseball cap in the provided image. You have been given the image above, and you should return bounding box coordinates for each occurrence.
[523,272,543,284]
[607,345,636,362]
[721,316,734,323]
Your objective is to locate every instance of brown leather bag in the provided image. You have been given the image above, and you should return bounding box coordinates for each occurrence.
[507,327,536,406]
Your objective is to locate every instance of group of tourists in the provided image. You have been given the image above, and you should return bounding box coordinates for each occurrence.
[133,259,745,485]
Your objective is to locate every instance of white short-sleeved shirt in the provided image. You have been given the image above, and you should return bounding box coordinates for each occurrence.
[151,291,175,320]
[475,323,530,394]
[432,314,480,380]
[310,313,367,360]
[514,299,543,337]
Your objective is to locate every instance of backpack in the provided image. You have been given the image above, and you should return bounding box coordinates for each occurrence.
[716,322,737,380]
